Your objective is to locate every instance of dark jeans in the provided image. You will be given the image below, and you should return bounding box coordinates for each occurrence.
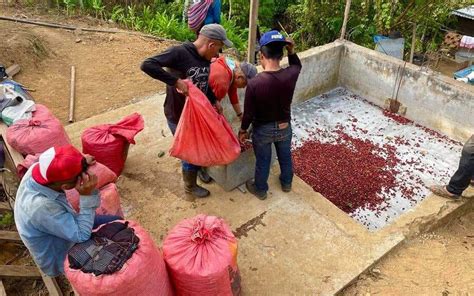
[167,121,200,172]
[93,215,122,229]
[447,135,474,196]
[252,122,293,193]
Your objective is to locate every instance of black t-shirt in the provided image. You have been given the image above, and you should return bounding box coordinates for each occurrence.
[141,42,216,124]
[241,54,302,130]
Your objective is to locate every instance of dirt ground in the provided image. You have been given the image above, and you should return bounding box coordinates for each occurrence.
[1,6,473,295]
[1,6,177,124]
[341,211,474,295]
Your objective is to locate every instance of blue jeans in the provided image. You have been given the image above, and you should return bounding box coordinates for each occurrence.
[252,122,293,193]
[93,215,122,229]
[167,121,200,172]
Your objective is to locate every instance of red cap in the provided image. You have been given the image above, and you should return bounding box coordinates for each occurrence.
[32,145,84,185]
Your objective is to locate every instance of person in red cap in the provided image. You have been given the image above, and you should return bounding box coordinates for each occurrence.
[14,145,104,277]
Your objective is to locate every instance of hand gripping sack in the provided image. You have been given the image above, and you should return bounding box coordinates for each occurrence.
[6,104,71,155]
[169,81,240,167]
[187,0,213,31]
[163,214,241,296]
[66,183,123,217]
[65,220,173,296]
[81,113,144,176]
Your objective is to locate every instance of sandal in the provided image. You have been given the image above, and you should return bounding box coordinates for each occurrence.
[430,185,461,200]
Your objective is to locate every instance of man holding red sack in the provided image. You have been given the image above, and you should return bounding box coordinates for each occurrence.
[14,145,119,277]
[239,31,302,200]
[141,24,233,198]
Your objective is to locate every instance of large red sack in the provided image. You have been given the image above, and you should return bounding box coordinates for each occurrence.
[66,183,123,217]
[81,113,144,176]
[163,214,241,296]
[169,81,240,167]
[6,104,71,155]
[64,220,173,296]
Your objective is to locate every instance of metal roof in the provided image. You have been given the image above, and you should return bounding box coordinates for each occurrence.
[452,5,474,20]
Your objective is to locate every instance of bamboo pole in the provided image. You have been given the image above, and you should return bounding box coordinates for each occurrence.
[69,66,75,123]
[409,22,417,63]
[247,0,259,64]
[340,0,352,40]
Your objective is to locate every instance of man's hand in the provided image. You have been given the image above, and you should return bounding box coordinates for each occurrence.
[175,79,189,96]
[76,173,98,196]
[285,37,295,55]
[215,100,223,114]
[238,129,249,143]
[84,154,96,166]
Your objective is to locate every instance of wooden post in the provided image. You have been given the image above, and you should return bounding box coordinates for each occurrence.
[247,0,259,64]
[69,66,76,123]
[340,0,352,40]
[409,22,417,63]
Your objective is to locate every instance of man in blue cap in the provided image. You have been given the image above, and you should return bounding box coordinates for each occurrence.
[238,30,302,200]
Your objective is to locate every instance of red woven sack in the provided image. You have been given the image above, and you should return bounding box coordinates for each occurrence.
[169,81,240,166]
[6,105,71,155]
[81,113,144,176]
[66,183,123,217]
[163,214,241,296]
[65,220,173,296]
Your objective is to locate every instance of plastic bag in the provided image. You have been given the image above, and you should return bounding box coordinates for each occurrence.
[170,81,240,167]
[163,214,241,296]
[65,220,173,296]
[1,99,35,126]
[6,105,70,155]
[82,113,144,176]
[66,183,123,217]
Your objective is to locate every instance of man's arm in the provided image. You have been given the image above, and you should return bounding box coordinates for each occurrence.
[286,38,302,70]
[241,83,255,131]
[32,192,100,243]
[141,47,181,86]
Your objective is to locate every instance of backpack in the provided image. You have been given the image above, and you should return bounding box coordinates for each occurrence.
[187,0,213,32]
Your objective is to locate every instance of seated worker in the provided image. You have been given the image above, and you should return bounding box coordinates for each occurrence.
[14,145,120,277]
[209,56,257,120]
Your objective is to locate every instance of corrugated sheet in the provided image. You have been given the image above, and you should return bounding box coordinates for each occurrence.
[452,5,474,21]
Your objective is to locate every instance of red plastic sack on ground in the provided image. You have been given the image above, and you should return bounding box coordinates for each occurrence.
[65,220,173,296]
[163,214,241,296]
[66,183,123,217]
[82,113,144,176]
[17,153,41,179]
[170,81,240,166]
[6,105,71,155]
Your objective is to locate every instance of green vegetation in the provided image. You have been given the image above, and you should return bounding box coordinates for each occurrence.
[0,212,13,228]
[25,0,473,57]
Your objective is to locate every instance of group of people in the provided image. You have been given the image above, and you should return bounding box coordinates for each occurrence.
[11,22,473,283]
[141,24,301,200]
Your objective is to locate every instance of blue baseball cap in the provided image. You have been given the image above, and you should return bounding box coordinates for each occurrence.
[259,30,290,47]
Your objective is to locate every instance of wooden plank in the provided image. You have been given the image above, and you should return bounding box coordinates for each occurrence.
[5,64,20,78]
[0,202,10,212]
[0,231,21,242]
[0,122,24,168]
[0,265,41,279]
[0,279,6,296]
[41,272,63,296]
[246,0,259,64]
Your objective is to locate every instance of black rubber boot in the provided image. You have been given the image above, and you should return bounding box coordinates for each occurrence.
[183,170,210,198]
[198,169,212,184]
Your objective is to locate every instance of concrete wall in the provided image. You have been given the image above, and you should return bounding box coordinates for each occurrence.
[339,41,474,142]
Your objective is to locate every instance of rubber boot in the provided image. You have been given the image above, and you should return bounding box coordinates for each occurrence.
[183,170,210,198]
[198,168,212,184]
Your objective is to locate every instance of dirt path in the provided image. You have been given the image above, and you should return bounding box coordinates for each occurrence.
[342,211,474,295]
[1,7,177,123]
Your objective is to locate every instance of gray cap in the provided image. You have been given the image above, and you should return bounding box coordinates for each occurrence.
[240,62,257,79]
[199,24,234,47]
